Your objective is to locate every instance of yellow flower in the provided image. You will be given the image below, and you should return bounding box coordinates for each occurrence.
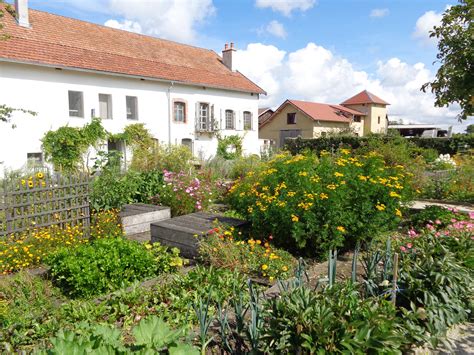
[291,214,299,222]
[287,191,296,197]
[340,148,351,155]
[261,264,268,271]
[145,244,152,250]
[298,171,308,177]
[375,203,386,211]
[27,181,34,188]
[336,226,346,233]
[319,193,329,199]
[36,172,44,179]
[282,265,288,272]
[334,172,344,178]
[327,184,337,190]
[389,191,401,198]
[21,179,26,186]
[395,209,402,217]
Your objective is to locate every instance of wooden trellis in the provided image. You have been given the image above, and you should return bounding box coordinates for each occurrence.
[0,173,90,237]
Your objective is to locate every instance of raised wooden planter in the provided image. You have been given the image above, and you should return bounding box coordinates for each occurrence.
[120,203,171,235]
[150,212,247,259]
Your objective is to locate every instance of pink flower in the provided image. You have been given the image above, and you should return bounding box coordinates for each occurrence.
[469,211,474,219]
[408,229,418,237]
[400,246,407,252]
[406,243,413,249]
[435,219,441,225]
[435,232,441,237]
[451,218,457,223]
[426,224,434,230]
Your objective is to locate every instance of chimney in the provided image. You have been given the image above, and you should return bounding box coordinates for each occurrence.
[222,42,236,71]
[15,0,30,28]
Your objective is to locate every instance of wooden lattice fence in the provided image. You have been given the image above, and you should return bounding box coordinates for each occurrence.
[0,173,90,237]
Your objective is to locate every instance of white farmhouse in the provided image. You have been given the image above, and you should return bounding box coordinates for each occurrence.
[0,1,265,173]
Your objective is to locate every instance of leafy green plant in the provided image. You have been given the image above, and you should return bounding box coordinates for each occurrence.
[46,238,181,298]
[228,149,413,257]
[38,316,198,354]
[395,233,473,347]
[42,118,107,172]
[216,134,243,160]
[260,282,406,354]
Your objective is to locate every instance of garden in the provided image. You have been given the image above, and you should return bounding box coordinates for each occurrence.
[0,121,473,354]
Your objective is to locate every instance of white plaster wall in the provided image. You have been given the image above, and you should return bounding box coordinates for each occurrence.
[0,62,260,174]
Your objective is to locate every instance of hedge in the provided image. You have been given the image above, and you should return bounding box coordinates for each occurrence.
[284,135,474,155]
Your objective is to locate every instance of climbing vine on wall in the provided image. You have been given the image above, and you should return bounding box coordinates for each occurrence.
[42,118,107,172]
[216,134,243,160]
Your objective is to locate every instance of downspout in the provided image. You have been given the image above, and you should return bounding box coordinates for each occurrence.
[167,82,175,145]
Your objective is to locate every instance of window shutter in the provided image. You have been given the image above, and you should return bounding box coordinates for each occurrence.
[232,110,236,130]
[195,102,200,131]
[210,104,215,131]
[219,108,223,131]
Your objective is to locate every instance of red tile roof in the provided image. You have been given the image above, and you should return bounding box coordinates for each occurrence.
[341,90,389,105]
[261,99,364,128]
[0,5,265,94]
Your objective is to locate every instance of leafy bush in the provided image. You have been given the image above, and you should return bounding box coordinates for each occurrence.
[38,316,198,354]
[90,209,124,240]
[90,167,163,211]
[151,170,222,216]
[46,238,182,297]
[394,232,473,347]
[228,150,413,256]
[199,226,296,282]
[285,135,474,156]
[260,283,406,354]
[203,154,264,180]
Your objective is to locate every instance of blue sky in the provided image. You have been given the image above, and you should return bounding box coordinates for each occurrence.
[24,0,471,131]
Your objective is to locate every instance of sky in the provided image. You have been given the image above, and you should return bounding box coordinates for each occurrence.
[26,0,472,132]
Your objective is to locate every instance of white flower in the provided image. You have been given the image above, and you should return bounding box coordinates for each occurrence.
[379,280,390,287]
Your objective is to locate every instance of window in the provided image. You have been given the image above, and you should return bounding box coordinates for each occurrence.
[225,110,234,129]
[27,152,43,168]
[378,116,381,124]
[174,101,186,122]
[181,138,193,152]
[353,116,361,122]
[198,103,209,130]
[287,112,296,124]
[243,111,252,130]
[99,94,113,119]
[126,96,138,120]
[68,91,84,117]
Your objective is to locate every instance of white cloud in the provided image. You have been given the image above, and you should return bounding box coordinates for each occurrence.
[255,0,316,16]
[104,19,142,34]
[413,10,443,45]
[370,8,389,18]
[263,20,287,39]
[234,42,460,127]
[105,0,215,43]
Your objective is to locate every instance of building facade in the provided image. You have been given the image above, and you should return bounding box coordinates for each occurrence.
[259,91,389,148]
[0,2,265,173]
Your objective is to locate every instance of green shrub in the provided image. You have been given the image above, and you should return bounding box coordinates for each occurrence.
[395,233,473,347]
[260,283,406,353]
[90,168,163,211]
[285,135,474,156]
[46,238,181,298]
[37,316,198,354]
[228,150,413,256]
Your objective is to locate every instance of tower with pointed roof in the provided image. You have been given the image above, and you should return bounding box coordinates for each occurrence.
[341,90,389,135]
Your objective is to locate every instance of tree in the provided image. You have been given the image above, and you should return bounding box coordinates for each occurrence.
[466,124,474,134]
[421,0,474,120]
